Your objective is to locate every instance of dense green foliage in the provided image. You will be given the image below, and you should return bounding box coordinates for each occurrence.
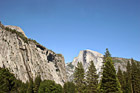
[125,61,132,93]
[0,67,28,93]
[74,62,86,93]
[86,61,98,93]
[33,76,42,93]
[73,61,99,93]
[117,66,126,93]
[38,80,62,93]
[117,59,140,93]
[63,82,76,93]
[131,59,140,93]
[0,67,17,93]
[100,49,122,93]
[27,80,34,93]
[0,67,63,93]
[100,57,122,93]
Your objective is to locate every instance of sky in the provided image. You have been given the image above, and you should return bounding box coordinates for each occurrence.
[0,0,140,62]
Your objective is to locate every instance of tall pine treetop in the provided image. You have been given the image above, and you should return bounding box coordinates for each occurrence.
[104,48,111,58]
[100,49,122,93]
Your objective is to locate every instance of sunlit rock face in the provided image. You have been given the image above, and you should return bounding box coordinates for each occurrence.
[66,50,104,81]
[72,50,104,73]
[0,26,67,85]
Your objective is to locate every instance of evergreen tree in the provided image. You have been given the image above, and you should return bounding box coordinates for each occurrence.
[100,49,122,93]
[33,76,42,93]
[131,59,140,93]
[104,48,111,58]
[117,66,125,93]
[18,81,28,93]
[86,61,98,93]
[27,80,34,93]
[63,82,76,93]
[0,67,28,93]
[102,48,111,66]
[38,80,62,93]
[0,67,17,93]
[136,61,140,92]
[125,61,132,93]
[74,62,85,93]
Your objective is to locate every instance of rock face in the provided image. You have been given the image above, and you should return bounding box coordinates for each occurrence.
[72,50,104,73]
[66,50,133,81]
[66,50,104,81]
[0,25,67,85]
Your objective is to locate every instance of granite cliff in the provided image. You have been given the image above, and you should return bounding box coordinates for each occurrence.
[0,22,67,85]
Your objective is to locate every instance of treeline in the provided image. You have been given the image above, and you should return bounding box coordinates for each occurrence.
[0,48,140,93]
[0,67,63,93]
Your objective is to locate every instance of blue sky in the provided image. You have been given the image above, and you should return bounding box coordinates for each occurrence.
[0,0,140,62]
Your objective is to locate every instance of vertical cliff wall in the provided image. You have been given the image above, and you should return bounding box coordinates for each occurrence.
[0,24,67,85]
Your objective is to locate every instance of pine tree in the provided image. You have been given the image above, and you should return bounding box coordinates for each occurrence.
[104,48,111,58]
[103,48,111,65]
[38,80,62,93]
[74,62,85,93]
[136,61,140,92]
[86,61,98,93]
[0,67,17,93]
[33,76,41,93]
[63,81,76,93]
[125,61,132,93]
[131,59,140,93]
[117,66,125,93]
[100,49,122,93]
[27,80,34,93]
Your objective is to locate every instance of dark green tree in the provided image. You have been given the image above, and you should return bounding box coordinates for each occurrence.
[136,61,140,92]
[100,49,122,93]
[104,48,111,58]
[0,67,17,93]
[63,82,76,93]
[27,80,34,93]
[18,81,28,93]
[38,80,62,93]
[33,76,42,93]
[102,48,111,65]
[125,61,132,93]
[131,59,140,93]
[86,61,98,93]
[117,66,126,93]
[74,62,85,93]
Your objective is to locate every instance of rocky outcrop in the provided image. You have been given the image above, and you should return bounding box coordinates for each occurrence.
[5,25,27,37]
[66,50,104,81]
[0,24,67,85]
